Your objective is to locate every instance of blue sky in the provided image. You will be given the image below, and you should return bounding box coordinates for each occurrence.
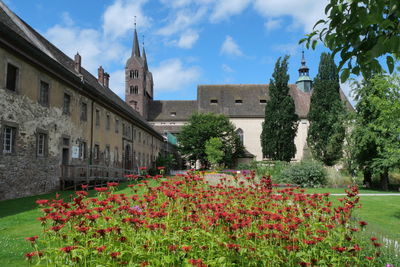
[4,0,352,102]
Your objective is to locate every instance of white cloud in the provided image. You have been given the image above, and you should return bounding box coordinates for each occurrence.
[273,43,298,55]
[159,0,192,9]
[264,18,282,31]
[222,64,234,73]
[210,0,250,22]
[108,69,126,98]
[253,0,327,32]
[176,30,199,49]
[152,59,201,92]
[61,12,74,27]
[102,0,151,39]
[157,7,207,36]
[220,35,243,57]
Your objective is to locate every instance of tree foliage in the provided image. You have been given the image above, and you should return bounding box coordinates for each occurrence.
[178,113,243,167]
[261,56,299,162]
[300,0,400,80]
[205,137,224,169]
[352,73,400,189]
[307,53,346,166]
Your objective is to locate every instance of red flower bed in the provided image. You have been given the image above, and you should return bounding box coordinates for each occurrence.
[25,174,383,266]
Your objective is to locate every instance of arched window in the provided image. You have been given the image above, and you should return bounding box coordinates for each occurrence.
[130,70,139,79]
[236,128,244,145]
[129,85,139,94]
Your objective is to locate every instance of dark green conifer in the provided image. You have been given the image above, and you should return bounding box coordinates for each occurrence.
[307,53,345,166]
[261,56,298,162]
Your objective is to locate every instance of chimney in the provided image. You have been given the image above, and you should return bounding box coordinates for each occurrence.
[104,72,110,88]
[98,66,104,85]
[74,53,81,73]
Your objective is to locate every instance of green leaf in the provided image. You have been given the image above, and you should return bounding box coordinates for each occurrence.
[340,68,350,83]
[312,39,318,50]
[386,56,394,73]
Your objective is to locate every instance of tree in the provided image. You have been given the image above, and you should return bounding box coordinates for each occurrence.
[300,0,399,81]
[178,113,243,167]
[261,56,299,162]
[307,53,346,166]
[205,137,224,169]
[352,73,400,190]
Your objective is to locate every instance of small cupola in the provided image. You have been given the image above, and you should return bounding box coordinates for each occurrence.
[296,51,313,92]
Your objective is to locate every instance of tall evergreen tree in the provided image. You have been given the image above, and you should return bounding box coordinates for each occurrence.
[261,56,298,162]
[307,53,346,166]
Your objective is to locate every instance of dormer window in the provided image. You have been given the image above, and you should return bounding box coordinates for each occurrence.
[260,99,267,104]
[210,99,218,104]
[235,99,243,104]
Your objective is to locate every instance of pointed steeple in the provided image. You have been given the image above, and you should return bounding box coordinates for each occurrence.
[296,50,312,92]
[132,18,141,57]
[142,39,148,71]
[298,50,309,76]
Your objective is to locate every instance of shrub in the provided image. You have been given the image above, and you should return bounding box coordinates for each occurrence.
[281,160,327,187]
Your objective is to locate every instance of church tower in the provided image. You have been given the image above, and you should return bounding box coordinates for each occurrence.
[125,22,153,119]
[296,51,312,92]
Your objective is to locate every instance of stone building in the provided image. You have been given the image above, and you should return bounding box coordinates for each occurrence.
[0,2,164,200]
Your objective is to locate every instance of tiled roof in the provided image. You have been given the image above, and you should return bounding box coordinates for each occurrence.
[148,100,198,121]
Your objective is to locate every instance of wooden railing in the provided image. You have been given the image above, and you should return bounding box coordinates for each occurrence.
[60,165,136,190]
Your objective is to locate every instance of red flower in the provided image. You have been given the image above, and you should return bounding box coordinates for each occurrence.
[24,236,39,243]
[110,252,121,259]
[139,167,147,170]
[94,187,108,192]
[96,246,106,253]
[60,246,78,253]
[373,242,382,247]
[358,221,368,227]
[107,182,119,187]
[157,166,165,170]
[182,246,192,252]
[35,199,49,205]
[25,251,43,260]
[365,256,374,260]
[81,184,88,189]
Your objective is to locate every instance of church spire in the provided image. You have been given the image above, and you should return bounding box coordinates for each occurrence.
[296,50,312,92]
[132,17,141,57]
[142,37,148,71]
[298,50,309,76]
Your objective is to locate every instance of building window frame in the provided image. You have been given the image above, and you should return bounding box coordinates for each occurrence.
[1,122,18,155]
[94,144,100,160]
[5,61,19,93]
[106,113,110,130]
[80,101,88,121]
[79,140,87,159]
[38,80,50,107]
[63,92,71,115]
[36,129,48,157]
[210,99,218,104]
[115,118,119,133]
[95,108,100,127]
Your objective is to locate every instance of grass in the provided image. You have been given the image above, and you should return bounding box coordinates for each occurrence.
[0,181,399,266]
[305,187,400,244]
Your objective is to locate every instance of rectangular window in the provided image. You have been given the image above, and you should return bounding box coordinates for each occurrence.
[138,131,141,142]
[63,93,71,115]
[105,145,110,161]
[210,99,218,104]
[81,102,87,121]
[95,109,100,126]
[79,141,86,159]
[37,133,47,157]
[6,63,18,91]
[235,99,243,104]
[94,144,99,160]
[122,123,126,136]
[106,114,110,130]
[115,118,119,133]
[114,147,119,163]
[39,81,49,106]
[2,126,16,153]
[260,99,267,104]
[170,112,176,116]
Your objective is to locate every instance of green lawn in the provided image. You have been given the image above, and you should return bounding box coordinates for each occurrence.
[0,183,399,267]
[304,187,400,244]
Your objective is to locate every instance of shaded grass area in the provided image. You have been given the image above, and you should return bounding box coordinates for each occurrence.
[0,180,158,267]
